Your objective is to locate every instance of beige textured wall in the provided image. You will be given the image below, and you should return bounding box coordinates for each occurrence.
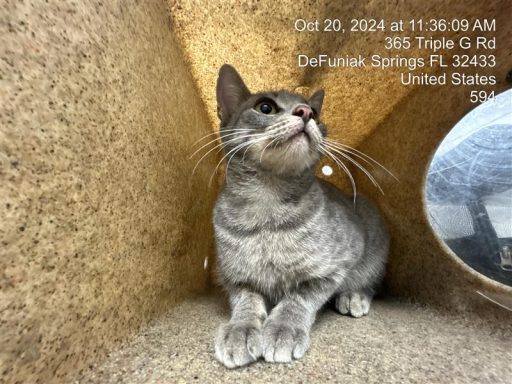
[2,0,511,383]
[167,0,506,147]
[0,1,217,383]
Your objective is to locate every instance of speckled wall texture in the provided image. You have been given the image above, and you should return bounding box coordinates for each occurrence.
[2,0,512,383]
[1,1,217,383]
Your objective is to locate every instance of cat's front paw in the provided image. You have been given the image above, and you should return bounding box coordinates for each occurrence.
[214,321,263,368]
[335,291,372,318]
[262,319,310,363]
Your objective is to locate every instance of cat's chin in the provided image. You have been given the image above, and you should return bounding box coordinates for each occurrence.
[255,145,319,175]
[284,131,310,146]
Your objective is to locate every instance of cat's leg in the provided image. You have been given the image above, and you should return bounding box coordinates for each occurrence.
[262,279,338,363]
[215,288,267,368]
[337,196,387,318]
[334,290,373,318]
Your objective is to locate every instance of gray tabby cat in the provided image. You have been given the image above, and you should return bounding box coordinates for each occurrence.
[212,64,389,368]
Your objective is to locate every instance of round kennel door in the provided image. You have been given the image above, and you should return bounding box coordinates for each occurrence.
[425,89,512,287]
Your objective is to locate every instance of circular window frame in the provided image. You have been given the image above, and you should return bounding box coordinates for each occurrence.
[422,89,512,292]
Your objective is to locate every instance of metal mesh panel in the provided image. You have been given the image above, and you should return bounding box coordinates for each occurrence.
[428,204,474,240]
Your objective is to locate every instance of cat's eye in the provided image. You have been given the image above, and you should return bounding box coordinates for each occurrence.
[255,101,277,115]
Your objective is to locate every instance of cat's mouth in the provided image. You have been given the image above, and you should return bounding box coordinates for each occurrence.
[287,131,309,144]
[279,125,310,145]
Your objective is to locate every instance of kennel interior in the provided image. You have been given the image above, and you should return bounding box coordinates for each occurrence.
[1,1,511,383]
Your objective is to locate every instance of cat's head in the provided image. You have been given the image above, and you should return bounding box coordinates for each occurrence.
[216,64,326,175]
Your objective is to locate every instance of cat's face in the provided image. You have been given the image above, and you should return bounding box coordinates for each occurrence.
[216,65,326,175]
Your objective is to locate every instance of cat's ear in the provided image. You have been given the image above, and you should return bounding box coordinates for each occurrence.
[216,64,251,126]
[308,89,325,117]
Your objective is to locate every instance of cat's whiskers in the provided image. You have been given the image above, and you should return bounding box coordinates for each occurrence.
[191,128,253,147]
[324,139,398,182]
[208,142,249,187]
[242,136,268,163]
[214,123,296,184]
[257,119,309,163]
[325,142,375,170]
[195,122,294,178]
[226,136,270,179]
[259,136,282,163]
[263,119,295,134]
[241,140,257,163]
[196,118,337,184]
[228,122,293,164]
[192,135,247,175]
[319,145,357,205]
[192,133,266,176]
[190,130,254,159]
[209,138,263,187]
[323,142,384,195]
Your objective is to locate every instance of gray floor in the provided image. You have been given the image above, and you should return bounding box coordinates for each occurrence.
[73,294,512,384]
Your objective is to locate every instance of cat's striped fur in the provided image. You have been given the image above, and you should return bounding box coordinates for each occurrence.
[212,65,389,368]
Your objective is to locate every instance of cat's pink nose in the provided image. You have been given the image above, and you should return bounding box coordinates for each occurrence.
[293,106,313,123]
